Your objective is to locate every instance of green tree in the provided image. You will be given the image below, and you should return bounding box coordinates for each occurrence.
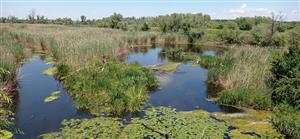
[236,17,255,30]
[80,15,86,24]
[109,13,123,29]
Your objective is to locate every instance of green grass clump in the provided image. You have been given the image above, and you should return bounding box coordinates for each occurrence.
[198,55,218,68]
[272,104,300,139]
[63,62,157,116]
[208,46,273,109]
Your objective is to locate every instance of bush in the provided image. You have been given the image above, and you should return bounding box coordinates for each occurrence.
[271,45,300,108]
[250,23,270,46]
[272,33,286,47]
[288,26,300,46]
[236,17,255,31]
[220,28,239,44]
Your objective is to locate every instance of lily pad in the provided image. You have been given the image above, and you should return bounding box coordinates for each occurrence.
[42,67,57,75]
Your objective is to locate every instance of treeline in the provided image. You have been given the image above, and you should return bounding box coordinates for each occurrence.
[1,12,300,46]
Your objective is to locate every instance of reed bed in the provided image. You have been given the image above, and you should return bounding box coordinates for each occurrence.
[208,46,273,109]
[2,23,185,70]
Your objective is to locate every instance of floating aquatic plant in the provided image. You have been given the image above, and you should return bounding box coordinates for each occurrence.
[42,67,57,76]
[44,91,61,103]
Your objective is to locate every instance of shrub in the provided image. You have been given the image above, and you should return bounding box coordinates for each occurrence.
[271,45,300,108]
[220,28,239,44]
[272,33,286,47]
[250,23,270,46]
[288,26,300,46]
[236,17,255,31]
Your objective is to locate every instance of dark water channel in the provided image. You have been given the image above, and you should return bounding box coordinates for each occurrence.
[14,45,240,138]
[15,55,92,139]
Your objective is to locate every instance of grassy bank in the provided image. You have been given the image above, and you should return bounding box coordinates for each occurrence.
[208,46,273,109]
[0,27,30,137]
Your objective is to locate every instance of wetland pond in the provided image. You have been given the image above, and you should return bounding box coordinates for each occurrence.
[14,44,241,138]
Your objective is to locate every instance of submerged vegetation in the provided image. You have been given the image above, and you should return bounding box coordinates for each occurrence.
[62,62,157,116]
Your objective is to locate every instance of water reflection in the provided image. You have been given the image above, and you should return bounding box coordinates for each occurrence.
[126,44,241,113]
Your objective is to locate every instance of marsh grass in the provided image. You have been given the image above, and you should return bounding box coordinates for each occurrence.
[62,62,157,116]
[0,26,31,136]
[208,46,273,109]
[272,104,300,139]
[2,23,185,71]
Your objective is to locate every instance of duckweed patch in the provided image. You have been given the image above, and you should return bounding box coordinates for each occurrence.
[63,62,157,116]
[42,67,57,76]
[150,62,181,73]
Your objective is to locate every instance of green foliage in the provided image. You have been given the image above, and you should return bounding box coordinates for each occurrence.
[141,22,150,31]
[273,104,300,139]
[288,26,300,46]
[220,28,239,44]
[56,64,69,79]
[272,33,286,47]
[63,62,157,116]
[271,45,300,108]
[236,17,255,31]
[198,55,218,68]
[250,23,270,46]
[187,29,204,43]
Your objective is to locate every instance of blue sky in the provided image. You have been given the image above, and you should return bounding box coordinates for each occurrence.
[1,0,299,21]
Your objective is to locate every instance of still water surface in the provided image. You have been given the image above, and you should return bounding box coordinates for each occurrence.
[14,45,239,138]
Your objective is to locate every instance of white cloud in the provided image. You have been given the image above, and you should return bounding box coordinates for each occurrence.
[229,4,247,14]
[228,4,273,18]
[291,9,298,15]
